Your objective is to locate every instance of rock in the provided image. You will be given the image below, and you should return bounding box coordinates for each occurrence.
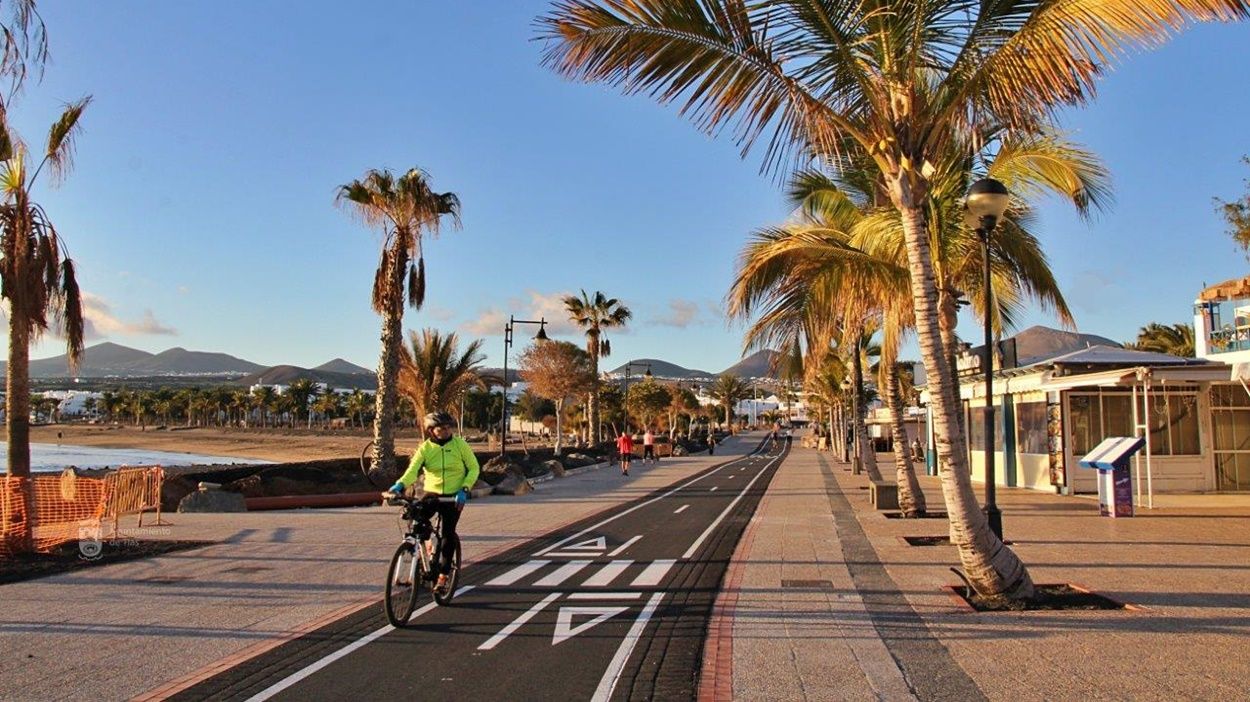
[672,445,688,457]
[469,479,493,499]
[541,459,565,478]
[492,472,534,496]
[565,453,596,468]
[482,455,525,478]
[178,487,246,513]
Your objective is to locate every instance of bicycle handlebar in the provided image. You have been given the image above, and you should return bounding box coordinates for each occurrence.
[382,492,460,506]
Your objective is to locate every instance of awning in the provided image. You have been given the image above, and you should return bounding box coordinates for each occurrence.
[1037,364,1233,392]
[1199,275,1250,302]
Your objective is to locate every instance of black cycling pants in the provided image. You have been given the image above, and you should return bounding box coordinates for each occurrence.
[417,494,461,574]
[643,445,656,459]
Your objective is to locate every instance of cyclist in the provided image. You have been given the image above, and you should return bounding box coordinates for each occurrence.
[387,411,479,593]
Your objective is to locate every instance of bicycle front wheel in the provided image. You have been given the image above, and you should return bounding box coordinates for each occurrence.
[433,536,462,606]
[384,542,421,626]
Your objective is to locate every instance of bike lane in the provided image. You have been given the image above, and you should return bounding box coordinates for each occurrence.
[173,438,789,701]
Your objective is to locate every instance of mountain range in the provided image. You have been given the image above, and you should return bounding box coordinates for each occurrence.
[7,342,787,387]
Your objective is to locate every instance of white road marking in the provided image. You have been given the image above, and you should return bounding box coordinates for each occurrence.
[673,504,689,514]
[552,606,629,645]
[487,560,551,587]
[630,559,676,587]
[582,560,633,587]
[710,486,719,492]
[591,592,665,702]
[564,536,608,551]
[478,592,561,651]
[535,560,593,586]
[683,452,784,559]
[569,592,642,600]
[532,454,756,557]
[245,586,475,701]
[606,535,643,557]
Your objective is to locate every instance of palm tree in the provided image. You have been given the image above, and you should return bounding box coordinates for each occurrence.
[540,0,1246,598]
[710,373,750,431]
[285,378,317,427]
[1127,322,1195,358]
[563,289,632,443]
[1,96,91,551]
[397,328,487,423]
[337,167,461,478]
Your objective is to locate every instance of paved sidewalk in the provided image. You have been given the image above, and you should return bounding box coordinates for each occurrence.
[707,438,1250,701]
[0,436,756,702]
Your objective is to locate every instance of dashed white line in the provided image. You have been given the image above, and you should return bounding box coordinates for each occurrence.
[582,560,633,587]
[630,559,676,587]
[478,592,561,651]
[569,592,642,600]
[607,535,642,557]
[535,560,593,587]
[673,504,689,514]
[710,486,719,492]
[487,560,551,587]
[682,452,784,559]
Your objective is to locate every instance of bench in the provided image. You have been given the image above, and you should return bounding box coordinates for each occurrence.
[869,479,898,510]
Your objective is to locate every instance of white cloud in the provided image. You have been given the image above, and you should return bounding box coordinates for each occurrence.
[461,290,584,339]
[650,299,702,328]
[81,293,177,339]
[427,305,456,322]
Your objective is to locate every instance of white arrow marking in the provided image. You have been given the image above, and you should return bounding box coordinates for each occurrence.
[479,593,561,651]
[552,606,629,645]
[673,505,689,514]
[564,536,607,551]
[606,535,642,557]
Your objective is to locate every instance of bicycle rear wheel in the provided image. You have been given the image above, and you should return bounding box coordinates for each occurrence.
[384,542,421,626]
[433,536,462,606]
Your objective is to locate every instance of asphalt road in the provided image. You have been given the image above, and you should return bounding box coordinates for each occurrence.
[175,436,789,701]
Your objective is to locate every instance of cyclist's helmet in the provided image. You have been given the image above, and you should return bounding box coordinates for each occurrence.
[423,411,455,431]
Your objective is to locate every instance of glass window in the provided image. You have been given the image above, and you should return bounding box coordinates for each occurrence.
[1015,401,1047,454]
[1069,395,1095,456]
[1069,391,1200,457]
[968,405,1003,452]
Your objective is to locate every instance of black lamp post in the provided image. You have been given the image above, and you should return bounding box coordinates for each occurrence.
[965,177,1010,540]
[621,361,652,433]
[500,315,548,457]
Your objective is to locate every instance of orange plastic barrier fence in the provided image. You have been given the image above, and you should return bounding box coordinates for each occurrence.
[101,466,165,536]
[1,474,108,558]
[0,466,164,558]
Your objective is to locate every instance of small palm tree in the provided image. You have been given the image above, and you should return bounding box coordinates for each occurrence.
[563,289,632,443]
[710,374,750,431]
[337,167,460,478]
[397,328,487,423]
[285,378,317,427]
[1127,322,1195,358]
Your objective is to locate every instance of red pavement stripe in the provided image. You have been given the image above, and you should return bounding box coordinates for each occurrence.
[697,502,767,702]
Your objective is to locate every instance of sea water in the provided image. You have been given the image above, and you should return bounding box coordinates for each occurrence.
[0,443,272,472]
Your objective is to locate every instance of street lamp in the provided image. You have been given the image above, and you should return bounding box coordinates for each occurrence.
[841,377,855,467]
[621,361,652,433]
[500,315,549,457]
[965,177,1010,539]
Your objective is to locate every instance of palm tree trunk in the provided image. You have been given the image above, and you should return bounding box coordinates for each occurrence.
[6,309,36,553]
[895,194,1033,599]
[372,245,407,478]
[851,328,882,481]
[588,333,600,444]
[938,289,966,436]
[554,399,564,456]
[886,363,926,516]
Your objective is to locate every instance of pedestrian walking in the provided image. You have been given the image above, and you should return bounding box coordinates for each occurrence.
[706,432,715,455]
[616,431,634,476]
[643,428,656,464]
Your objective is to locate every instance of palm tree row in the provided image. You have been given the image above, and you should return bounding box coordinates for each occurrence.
[539,0,1248,599]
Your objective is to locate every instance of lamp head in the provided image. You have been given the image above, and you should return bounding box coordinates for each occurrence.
[644,367,653,379]
[965,178,1010,223]
[535,321,549,342]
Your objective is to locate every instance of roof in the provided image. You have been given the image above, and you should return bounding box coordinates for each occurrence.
[1199,275,1250,302]
[1037,344,1199,368]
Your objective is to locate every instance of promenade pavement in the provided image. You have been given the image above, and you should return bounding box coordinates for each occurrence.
[0,435,757,702]
[704,437,1250,701]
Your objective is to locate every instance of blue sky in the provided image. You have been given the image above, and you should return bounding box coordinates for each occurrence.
[9,3,1250,373]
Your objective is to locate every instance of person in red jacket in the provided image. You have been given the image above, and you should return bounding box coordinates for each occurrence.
[616,430,634,476]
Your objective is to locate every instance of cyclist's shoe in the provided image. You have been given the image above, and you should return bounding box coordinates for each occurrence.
[435,574,449,593]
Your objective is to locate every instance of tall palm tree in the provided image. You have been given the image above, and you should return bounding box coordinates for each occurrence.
[337,167,460,477]
[563,289,632,443]
[397,328,487,424]
[1,96,90,552]
[286,378,317,427]
[540,0,1241,597]
[1127,322,1195,358]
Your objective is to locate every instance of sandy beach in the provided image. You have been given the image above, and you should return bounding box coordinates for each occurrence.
[27,424,432,463]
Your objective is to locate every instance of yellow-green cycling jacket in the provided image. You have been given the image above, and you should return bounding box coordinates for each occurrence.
[396,436,481,496]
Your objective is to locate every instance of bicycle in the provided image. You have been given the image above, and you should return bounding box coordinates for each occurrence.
[382,493,462,626]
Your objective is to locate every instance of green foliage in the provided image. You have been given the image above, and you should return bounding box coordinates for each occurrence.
[1126,322,1195,358]
[625,378,671,428]
[462,388,503,431]
[1215,156,1250,258]
[516,389,556,424]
